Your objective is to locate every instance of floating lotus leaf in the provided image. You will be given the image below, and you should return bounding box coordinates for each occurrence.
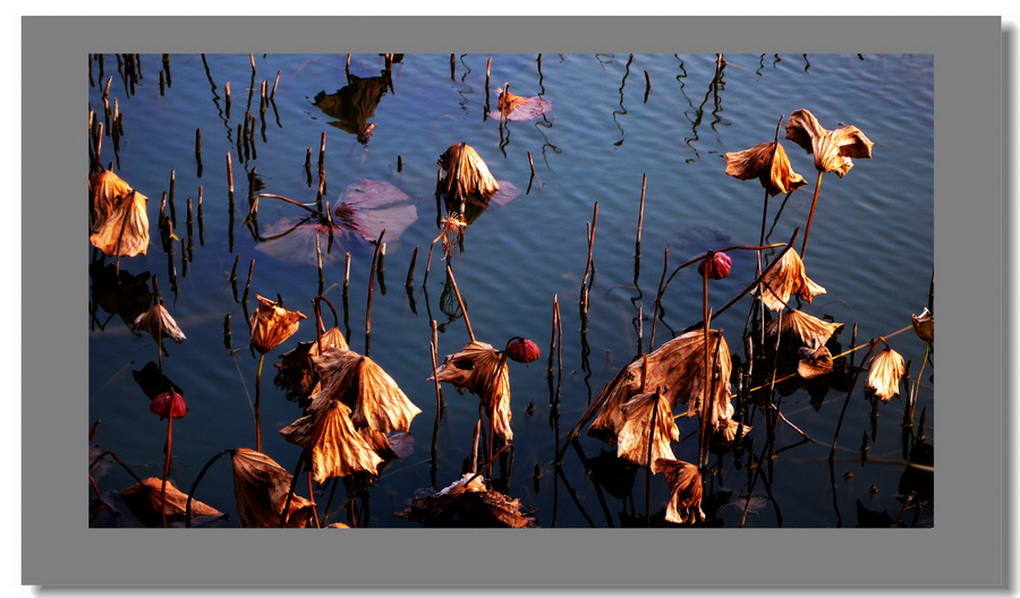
[489,83,552,122]
[89,188,150,257]
[433,341,513,441]
[231,448,317,528]
[614,392,679,471]
[396,473,536,528]
[119,477,224,528]
[724,140,808,197]
[249,295,307,354]
[785,108,874,177]
[655,459,705,525]
[256,179,416,266]
[766,309,843,347]
[754,249,826,312]
[131,303,186,345]
[866,348,905,402]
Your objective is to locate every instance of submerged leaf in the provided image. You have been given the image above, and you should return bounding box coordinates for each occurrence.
[866,348,905,402]
[785,108,874,177]
[231,448,317,528]
[397,473,536,528]
[489,83,552,122]
[724,140,808,196]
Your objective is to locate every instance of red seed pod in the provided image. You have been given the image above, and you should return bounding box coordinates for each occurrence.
[505,337,541,363]
[150,390,187,419]
[697,252,732,280]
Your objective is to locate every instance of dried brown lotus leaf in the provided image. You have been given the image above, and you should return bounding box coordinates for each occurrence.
[589,330,733,441]
[755,249,826,312]
[715,417,752,442]
[434,341,513,441]
[798,344,834,379]
[724,141,808,197]
[490,83,552,122]
[230,448,317,528]
[308,327,350,358]
[912,307,934,342]
[655,459,705,525]
[131,303,187,344]
[437,143,500,203]
[249,295,307,354]
[89,189,150,257]
[397,474,536,528]
[89,169,135,232]
[119,477,224,527]
[306,400,384,482]
[767,309,843,347]
[785,108,874,177]
[352,355,422,433]
[614,392,679,472]
[866,348,906,403]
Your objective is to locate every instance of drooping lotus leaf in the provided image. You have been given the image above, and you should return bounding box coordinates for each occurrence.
[89,169,135,233]
[866,348,906,402]
[249,295,307,354]
[614,392,679,471]
[131,303,187,345]
[785,108,874,177]
[724,140,808,197]
[433,341,513,442]
[798,343,834,380]
[231,448,317,528]
[89,188,150,257]
[280,399,384,482]
[655,459,705,525]
[766,309,843,348]
[119,477,224,528]
[754,249,826,312]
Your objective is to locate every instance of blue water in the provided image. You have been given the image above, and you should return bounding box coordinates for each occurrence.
[89,53,933,528]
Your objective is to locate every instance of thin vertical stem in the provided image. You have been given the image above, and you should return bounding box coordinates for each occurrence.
[254,353,265,452]
[160,414,174,528]
[801,170,824,258]
[445,264,475,342]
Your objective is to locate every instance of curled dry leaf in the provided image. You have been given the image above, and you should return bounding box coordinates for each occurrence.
[310,348,422,433]
[714,417,752,443]
[89,187,150,257]
[766,309,843,347]
[655,459,705,525]
[249,295,307,354]
[785,108,875,177]
[89,169,135,232]
[274,327,350,398]
[396,473,536,528]
[866,348,906,402]
[131,303,187,344]
[798,344,834,380]
[912,307,934,342]
[231,448,317,528]
[437,143,500,205]
[433,341,513,442]
[754,249,826,312]
[724,141,808,197]
[489,83,552,122]
[280,399,384,482]
[119,477,224,528]
[614,392,679,471]
[589,329,734,443]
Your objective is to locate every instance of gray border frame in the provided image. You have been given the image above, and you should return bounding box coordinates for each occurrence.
[23,16,1003,588]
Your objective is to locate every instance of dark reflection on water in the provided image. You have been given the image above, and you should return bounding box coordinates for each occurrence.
[88,52,934,529]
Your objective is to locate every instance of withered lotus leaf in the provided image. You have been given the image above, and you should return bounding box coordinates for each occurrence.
[119,477,224,527]
[866,348,906,403]
[309,348,422,433]
[396,473,536,528]
[724,141,808,197]
[273,328,351,397]
[437,143,500,205]
[614,392,679,472]
[754,249,826,312]
[589,329,734,441]
[489,83,553,122]
[230,448,317,528]
[293,399,384,482]
[434,341,513,442]
[798,344,835,380]
[766,309,843,347]
[655,459,705,525]
[249,295,307,354]
[912,307,934,342]
[131,303,187,344]
[89,188,150,257]
[89,169,135,232]
[714,417,752,443]
[785,108,875,177]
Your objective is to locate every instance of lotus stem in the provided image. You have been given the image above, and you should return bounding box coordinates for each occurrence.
[366,230,386,357]
[829,340,882,461]
[307,471,320,528]
[254,353,265,452]
[801,170,824,258]
[445,264,475,342]
[89,450,144,485]
[160,413,174,527]
[185,449,231,528]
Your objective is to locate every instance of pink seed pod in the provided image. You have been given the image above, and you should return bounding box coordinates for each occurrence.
[505,337,541,363]
[150,390,187,419]
[697,252,732,280]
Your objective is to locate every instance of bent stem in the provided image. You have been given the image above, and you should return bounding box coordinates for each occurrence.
[801,170,824,258]
[185,449,231,528]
